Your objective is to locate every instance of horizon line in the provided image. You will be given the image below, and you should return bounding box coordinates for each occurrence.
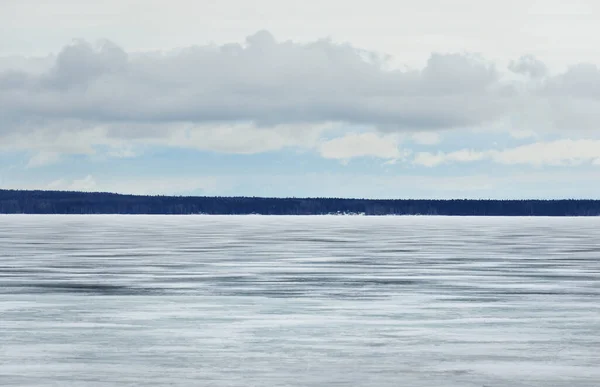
[1,188,599,201]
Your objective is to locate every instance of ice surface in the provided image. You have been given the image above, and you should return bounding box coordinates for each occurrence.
[1,215,599,386]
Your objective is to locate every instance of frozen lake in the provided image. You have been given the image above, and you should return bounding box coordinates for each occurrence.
[1,215,599,386]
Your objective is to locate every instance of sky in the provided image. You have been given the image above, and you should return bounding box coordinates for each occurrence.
[2,0,600,198]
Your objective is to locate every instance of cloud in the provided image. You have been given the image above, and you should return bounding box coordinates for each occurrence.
[411,132,441,145]
[413,149,485,167]
[490,139,600,166]
[508,129,538,139]
[0,33,506,146]
[26,151,61,168]
[319,132,405,161]
[413,139,600,167]
[509,55,548,78]
[162,122,331,154]
[2,31,600,161]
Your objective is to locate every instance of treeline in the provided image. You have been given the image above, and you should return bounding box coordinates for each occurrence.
[1,189,600,216]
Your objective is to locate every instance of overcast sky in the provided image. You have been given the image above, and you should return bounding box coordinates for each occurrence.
[2,0,600,198]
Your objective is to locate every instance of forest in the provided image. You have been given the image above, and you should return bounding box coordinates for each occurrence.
[1,189,599,216]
